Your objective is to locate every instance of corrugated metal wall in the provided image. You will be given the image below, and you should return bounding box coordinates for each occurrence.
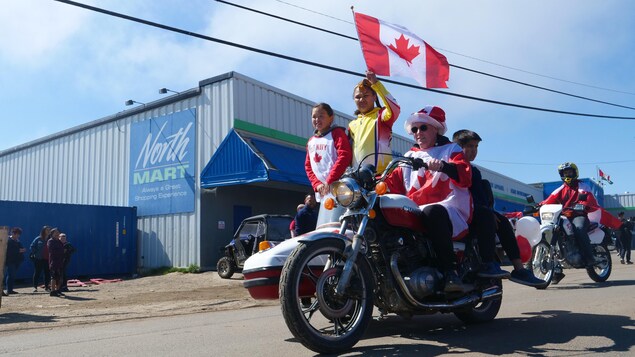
[604,193,635,211]
[231,73,412,155]
[0,71,417,272]
[0,89,210,270]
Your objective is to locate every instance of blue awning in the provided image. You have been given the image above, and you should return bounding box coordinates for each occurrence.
[200,130,309,188]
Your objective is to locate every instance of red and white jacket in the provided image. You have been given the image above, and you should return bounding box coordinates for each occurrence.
[305,126,352,202]
[540,181,622,229]
[385,142,473,239]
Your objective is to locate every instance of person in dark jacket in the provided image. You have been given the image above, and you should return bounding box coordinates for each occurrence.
[453,130,545,286]
[294,194,318,236]
[30,226,51,292]
[59,233,76,292]
[617,212,633,264]
[4,227,26,296]
[47,228,65,297]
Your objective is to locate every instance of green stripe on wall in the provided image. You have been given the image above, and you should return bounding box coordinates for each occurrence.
[234,119,307,146]
[493,191,530,204]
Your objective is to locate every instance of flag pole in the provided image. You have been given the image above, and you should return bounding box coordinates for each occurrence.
[350,7,382,108]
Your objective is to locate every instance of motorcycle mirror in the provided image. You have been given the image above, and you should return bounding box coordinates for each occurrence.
[526,195,535,204]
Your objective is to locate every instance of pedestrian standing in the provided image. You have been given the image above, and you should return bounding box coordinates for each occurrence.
[618,212,633,264]
[59,233,76,292]
[47,228,65,297]
[30,226,51,292]
[4,227,26,296]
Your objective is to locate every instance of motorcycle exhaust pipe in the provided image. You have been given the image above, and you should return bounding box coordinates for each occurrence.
[390,253,484,309]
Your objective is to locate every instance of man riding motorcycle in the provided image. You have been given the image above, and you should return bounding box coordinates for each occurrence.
[539,162,621,277]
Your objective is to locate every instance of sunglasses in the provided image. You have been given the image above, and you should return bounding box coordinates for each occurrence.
[411,124,428,134]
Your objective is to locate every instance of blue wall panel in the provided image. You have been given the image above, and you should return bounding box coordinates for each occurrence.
[0,201,137,280]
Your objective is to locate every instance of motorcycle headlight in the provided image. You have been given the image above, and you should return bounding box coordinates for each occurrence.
[331,178,362,208]
[541,212,554,222]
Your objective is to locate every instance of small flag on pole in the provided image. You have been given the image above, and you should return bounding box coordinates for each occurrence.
[598,168,613,184]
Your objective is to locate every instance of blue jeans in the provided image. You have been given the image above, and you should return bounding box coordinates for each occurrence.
[571,216,594,264]
[4,264,17,292]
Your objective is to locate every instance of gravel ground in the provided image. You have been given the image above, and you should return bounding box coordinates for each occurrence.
[0,271,278,334]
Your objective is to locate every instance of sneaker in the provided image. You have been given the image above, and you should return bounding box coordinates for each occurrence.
[8,291,19,295]
[57,291,66,297]
[552,272,566,285]
[478,262,511,279]
[33,287,38,293]
[2,291,7,297]
[628,261,634,265]
[621,259,625,264]
[510,268,546,287]
[444,271,465,293]
[50,291,60,297]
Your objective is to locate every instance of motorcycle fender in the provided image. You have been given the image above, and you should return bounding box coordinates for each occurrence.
[541,225,555,244]
[588,227,604,244]
[297,231,351,245]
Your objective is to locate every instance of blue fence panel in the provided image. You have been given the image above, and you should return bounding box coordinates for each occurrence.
[0,201,137,280]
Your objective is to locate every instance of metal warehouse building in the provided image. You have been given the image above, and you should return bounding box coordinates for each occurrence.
[0,71,544,271]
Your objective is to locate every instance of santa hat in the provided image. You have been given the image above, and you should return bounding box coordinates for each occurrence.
[404,106,447,135]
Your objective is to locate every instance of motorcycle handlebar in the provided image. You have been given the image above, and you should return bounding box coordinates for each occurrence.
[377,157,428,182]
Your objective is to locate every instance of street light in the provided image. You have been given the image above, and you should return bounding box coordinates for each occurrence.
[125,99,146,106]
[159,88,180,95]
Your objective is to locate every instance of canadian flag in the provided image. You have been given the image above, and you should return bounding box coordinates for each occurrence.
[354,12,449,88]
[598,168,613,184]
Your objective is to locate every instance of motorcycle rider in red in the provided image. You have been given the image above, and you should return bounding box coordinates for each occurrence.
[540,162,622,274]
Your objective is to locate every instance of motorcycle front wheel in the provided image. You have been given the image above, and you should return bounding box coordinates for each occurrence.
[528,241,554,289]
[279,239,374,354]
[587,244,612,282]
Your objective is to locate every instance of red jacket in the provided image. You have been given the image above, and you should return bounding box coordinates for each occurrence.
[540,181,621,229]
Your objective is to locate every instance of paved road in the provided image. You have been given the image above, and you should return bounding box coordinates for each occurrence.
[2,262,634,356]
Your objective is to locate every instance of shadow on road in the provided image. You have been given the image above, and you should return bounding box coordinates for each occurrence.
[0,312,56,325]
[549,278,635,290]
[334,309,635,356]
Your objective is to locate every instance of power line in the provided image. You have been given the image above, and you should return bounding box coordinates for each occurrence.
[271,0,635,97]
[480,159,635,166]
[53,0,635,120]
[218,0,635,111]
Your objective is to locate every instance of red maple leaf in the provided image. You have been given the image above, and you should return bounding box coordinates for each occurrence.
[313,152,322,163]
[388,34,420,66]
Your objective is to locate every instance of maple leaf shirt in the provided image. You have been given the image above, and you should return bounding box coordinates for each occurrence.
[305,126,352,202]
[384,140,473,240]
[348,81,400,174]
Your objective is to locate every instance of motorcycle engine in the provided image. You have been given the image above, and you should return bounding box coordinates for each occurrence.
[404,267,442,300]
[563,236,583,268]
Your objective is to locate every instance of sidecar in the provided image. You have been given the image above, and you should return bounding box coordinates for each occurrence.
[242,223,349,300]
[216,214,292,279]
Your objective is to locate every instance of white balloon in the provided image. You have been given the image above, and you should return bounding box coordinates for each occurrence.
[515,216,541,247]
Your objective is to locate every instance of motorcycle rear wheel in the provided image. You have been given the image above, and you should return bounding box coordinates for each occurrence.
[587,244,611,282]
[528,241,553,289]
[454,281,502,324]
[279,239,373,354]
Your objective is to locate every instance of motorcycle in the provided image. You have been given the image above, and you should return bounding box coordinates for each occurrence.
[524,195,612,289]
[279,158,503,354]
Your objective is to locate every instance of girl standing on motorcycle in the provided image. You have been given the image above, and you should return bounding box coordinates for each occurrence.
[384,106,472,292]
[348,70,400,174]
[304,102,352,226]
[540,162,622,268]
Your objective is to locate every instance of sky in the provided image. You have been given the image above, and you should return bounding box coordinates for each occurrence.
[2,0,635,196]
